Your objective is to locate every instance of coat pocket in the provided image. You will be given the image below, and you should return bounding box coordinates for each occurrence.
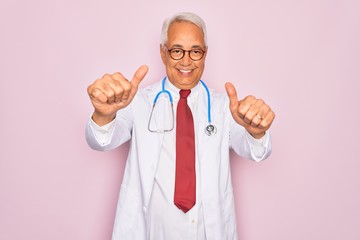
[222,188,237,239]
[112,184,145,239]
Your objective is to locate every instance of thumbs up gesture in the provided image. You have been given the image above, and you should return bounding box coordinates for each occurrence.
[225,82,275,139]
[87,65,149,126]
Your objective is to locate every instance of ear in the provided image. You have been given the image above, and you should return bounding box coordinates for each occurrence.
[160,44,166,64]
[203,46,208,60]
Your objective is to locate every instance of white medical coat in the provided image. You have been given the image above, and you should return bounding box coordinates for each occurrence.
[86,79,272,240]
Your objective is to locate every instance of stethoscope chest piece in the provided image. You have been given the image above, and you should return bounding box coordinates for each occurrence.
[205,124,217,136]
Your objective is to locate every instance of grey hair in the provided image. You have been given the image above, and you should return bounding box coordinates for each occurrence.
[160,12,207,47]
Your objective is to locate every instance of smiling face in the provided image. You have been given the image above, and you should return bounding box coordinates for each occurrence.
[160,21,207,90]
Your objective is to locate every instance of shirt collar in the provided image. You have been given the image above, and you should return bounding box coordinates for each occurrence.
[164,77,201,102]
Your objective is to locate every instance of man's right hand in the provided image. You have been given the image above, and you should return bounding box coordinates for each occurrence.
[87,65,148,126]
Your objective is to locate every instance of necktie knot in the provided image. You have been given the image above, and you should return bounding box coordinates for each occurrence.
[179,89,191,99]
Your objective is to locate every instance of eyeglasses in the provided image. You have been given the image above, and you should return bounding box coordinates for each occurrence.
[166,47,206,61]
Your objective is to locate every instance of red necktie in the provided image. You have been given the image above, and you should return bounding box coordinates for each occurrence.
[174,89,196,213]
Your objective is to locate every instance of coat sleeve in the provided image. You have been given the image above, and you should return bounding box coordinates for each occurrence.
[85,106,133,151]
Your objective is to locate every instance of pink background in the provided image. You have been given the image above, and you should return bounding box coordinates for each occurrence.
[1,0,359,239]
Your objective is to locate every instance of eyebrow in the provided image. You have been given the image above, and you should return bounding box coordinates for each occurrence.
[170,44,204,49]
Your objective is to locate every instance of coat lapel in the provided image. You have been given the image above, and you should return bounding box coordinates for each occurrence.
[196,84,213,160]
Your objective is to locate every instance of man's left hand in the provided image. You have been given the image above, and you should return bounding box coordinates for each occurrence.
[225,82,275,139]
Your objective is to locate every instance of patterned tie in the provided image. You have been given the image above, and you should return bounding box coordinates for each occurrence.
[174,89,196,213]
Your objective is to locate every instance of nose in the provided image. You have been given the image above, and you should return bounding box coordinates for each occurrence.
[179,51,192,65]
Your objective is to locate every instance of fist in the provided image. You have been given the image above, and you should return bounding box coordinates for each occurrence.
[225,82,275,139]
[87,65,148,126]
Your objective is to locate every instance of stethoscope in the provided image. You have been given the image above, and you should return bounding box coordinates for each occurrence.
[148,77,217,136]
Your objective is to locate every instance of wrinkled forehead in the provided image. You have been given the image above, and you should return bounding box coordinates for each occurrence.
[169,19,205,36]
[167,21,206,47]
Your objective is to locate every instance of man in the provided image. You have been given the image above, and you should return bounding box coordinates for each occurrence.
[86,12,275,240]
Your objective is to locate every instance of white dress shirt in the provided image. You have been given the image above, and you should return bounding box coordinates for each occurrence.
[147,81,206,240]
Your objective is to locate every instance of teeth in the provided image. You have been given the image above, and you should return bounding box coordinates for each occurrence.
[179,69,192,73]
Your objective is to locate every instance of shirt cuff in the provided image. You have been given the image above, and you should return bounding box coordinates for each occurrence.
[245,131,269,159]
[245,131,266,145]
[89,117,116,146]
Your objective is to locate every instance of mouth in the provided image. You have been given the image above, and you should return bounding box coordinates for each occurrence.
[178,69,194,74]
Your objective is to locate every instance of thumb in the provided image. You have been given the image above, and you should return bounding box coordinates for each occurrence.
[131,65,149,88]
[225,82,239,112]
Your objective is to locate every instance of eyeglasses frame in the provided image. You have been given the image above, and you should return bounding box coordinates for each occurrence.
[165,46,207,61]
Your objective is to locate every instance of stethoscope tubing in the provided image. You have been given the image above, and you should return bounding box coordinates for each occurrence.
[153,77,212,124]
[150,76,216,136]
